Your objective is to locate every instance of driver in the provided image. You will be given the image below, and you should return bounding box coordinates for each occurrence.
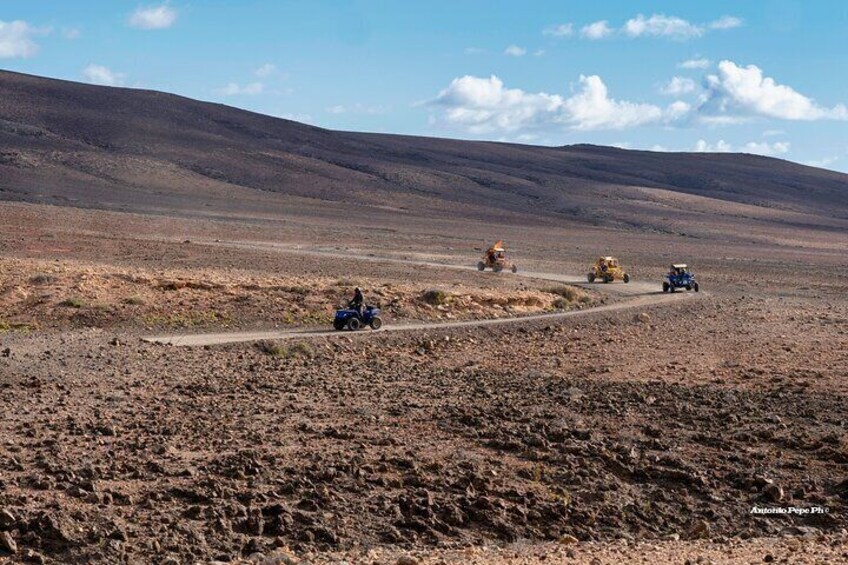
[349,287,365,314]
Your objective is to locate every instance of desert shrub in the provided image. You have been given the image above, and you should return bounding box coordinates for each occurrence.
[552,297,568,309]
[284,285,311,295]
[543,286,580,302]
[287,341,314,358]
[578,295,592,304]
[59,297,86,308]
[30,274,57,285]
[422,289,451,306]
[124,295,146,305]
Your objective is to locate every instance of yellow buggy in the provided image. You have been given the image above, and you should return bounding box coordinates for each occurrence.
[588,256,630,283]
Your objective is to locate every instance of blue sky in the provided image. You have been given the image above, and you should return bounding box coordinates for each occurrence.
[2,1,847,171]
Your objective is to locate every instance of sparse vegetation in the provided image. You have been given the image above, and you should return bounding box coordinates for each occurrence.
[543,285,580,302]
[257,340,314,359]
[29,274,57,285]
[124,295,145,305]
[422,289,451,306]
[59,297,86,308]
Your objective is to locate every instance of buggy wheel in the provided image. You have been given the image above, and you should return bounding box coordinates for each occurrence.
[669,285,676,293]
[370,317,383,330]
[662,282,669,293]
[346,317,361,331]
[623,273,631,283]
[477,261,486,271]
[333,320,345,331]
[694,282,700,292]
[603,276,611,283]
[511,264,518,273]
[587,273,595,283]
[493,264,503,273]
[685,285,691,291]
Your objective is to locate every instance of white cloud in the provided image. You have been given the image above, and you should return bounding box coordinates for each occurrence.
[709,16,743,30]
[504,44,526,56]
[678,57,710,69]
[325,103,388,115]
[624,14,703,39]
[762,129,786,137]
[533,49,545,57]
[255,63,276,77]
[660,76,696,96]
[129,4,177,30]
[430,74,683,133]
[217,82,264,96]
[694,139,732,152]
[701,60,848,121]
[0,20,44,58]
[581,20,613,39]
[82,64,126,86]
[463,47,486,55]
[742,141,790,156]
[64,27,81,40]
[692,139,790,155]
[804,156,840,168]
[543,23,573,37]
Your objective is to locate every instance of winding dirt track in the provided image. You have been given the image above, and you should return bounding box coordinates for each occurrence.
[144,242,698,347]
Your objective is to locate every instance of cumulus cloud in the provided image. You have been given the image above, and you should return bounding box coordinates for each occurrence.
[543,23,573,37]
[463,47,486,55]
[624,14,703,39]
[743,140,790,155]
[678,57,710,69]
[693,139,790,155]
[700,60,848,121]
[82,64,126,86]
[694,139,732,152]
[429,74,686,133]
[581,21,613,39]
[0,20,46,58]
[254,63,276,77]
[709,16,743,30]
[660,76,696,96]
[129,4,177,30]
[217,82,264,96]
[504,44,526,56]
[804,156,840,168]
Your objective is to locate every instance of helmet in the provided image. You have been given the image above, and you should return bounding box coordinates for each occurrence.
[355,287,361,291]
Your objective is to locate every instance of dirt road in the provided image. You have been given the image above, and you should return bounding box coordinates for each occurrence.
[144,244,694,346]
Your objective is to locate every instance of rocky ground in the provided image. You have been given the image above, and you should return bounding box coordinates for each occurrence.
[0,202,846,564]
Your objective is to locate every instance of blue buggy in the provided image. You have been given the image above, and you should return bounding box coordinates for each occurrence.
[333,306,383,331]
[663,264,699,293]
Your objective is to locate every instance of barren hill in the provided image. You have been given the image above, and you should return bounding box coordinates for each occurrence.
[2,70,847,229]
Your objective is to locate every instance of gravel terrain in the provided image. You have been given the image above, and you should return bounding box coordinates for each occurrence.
[1,202,846,564]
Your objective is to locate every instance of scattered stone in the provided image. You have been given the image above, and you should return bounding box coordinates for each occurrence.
[558,534,579,545]
[396,555,419,565]
[687,520,711,539]
[0,509,16,529]
[764,483,784,502]
[0,531,17,554]
[635,312,651,323]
